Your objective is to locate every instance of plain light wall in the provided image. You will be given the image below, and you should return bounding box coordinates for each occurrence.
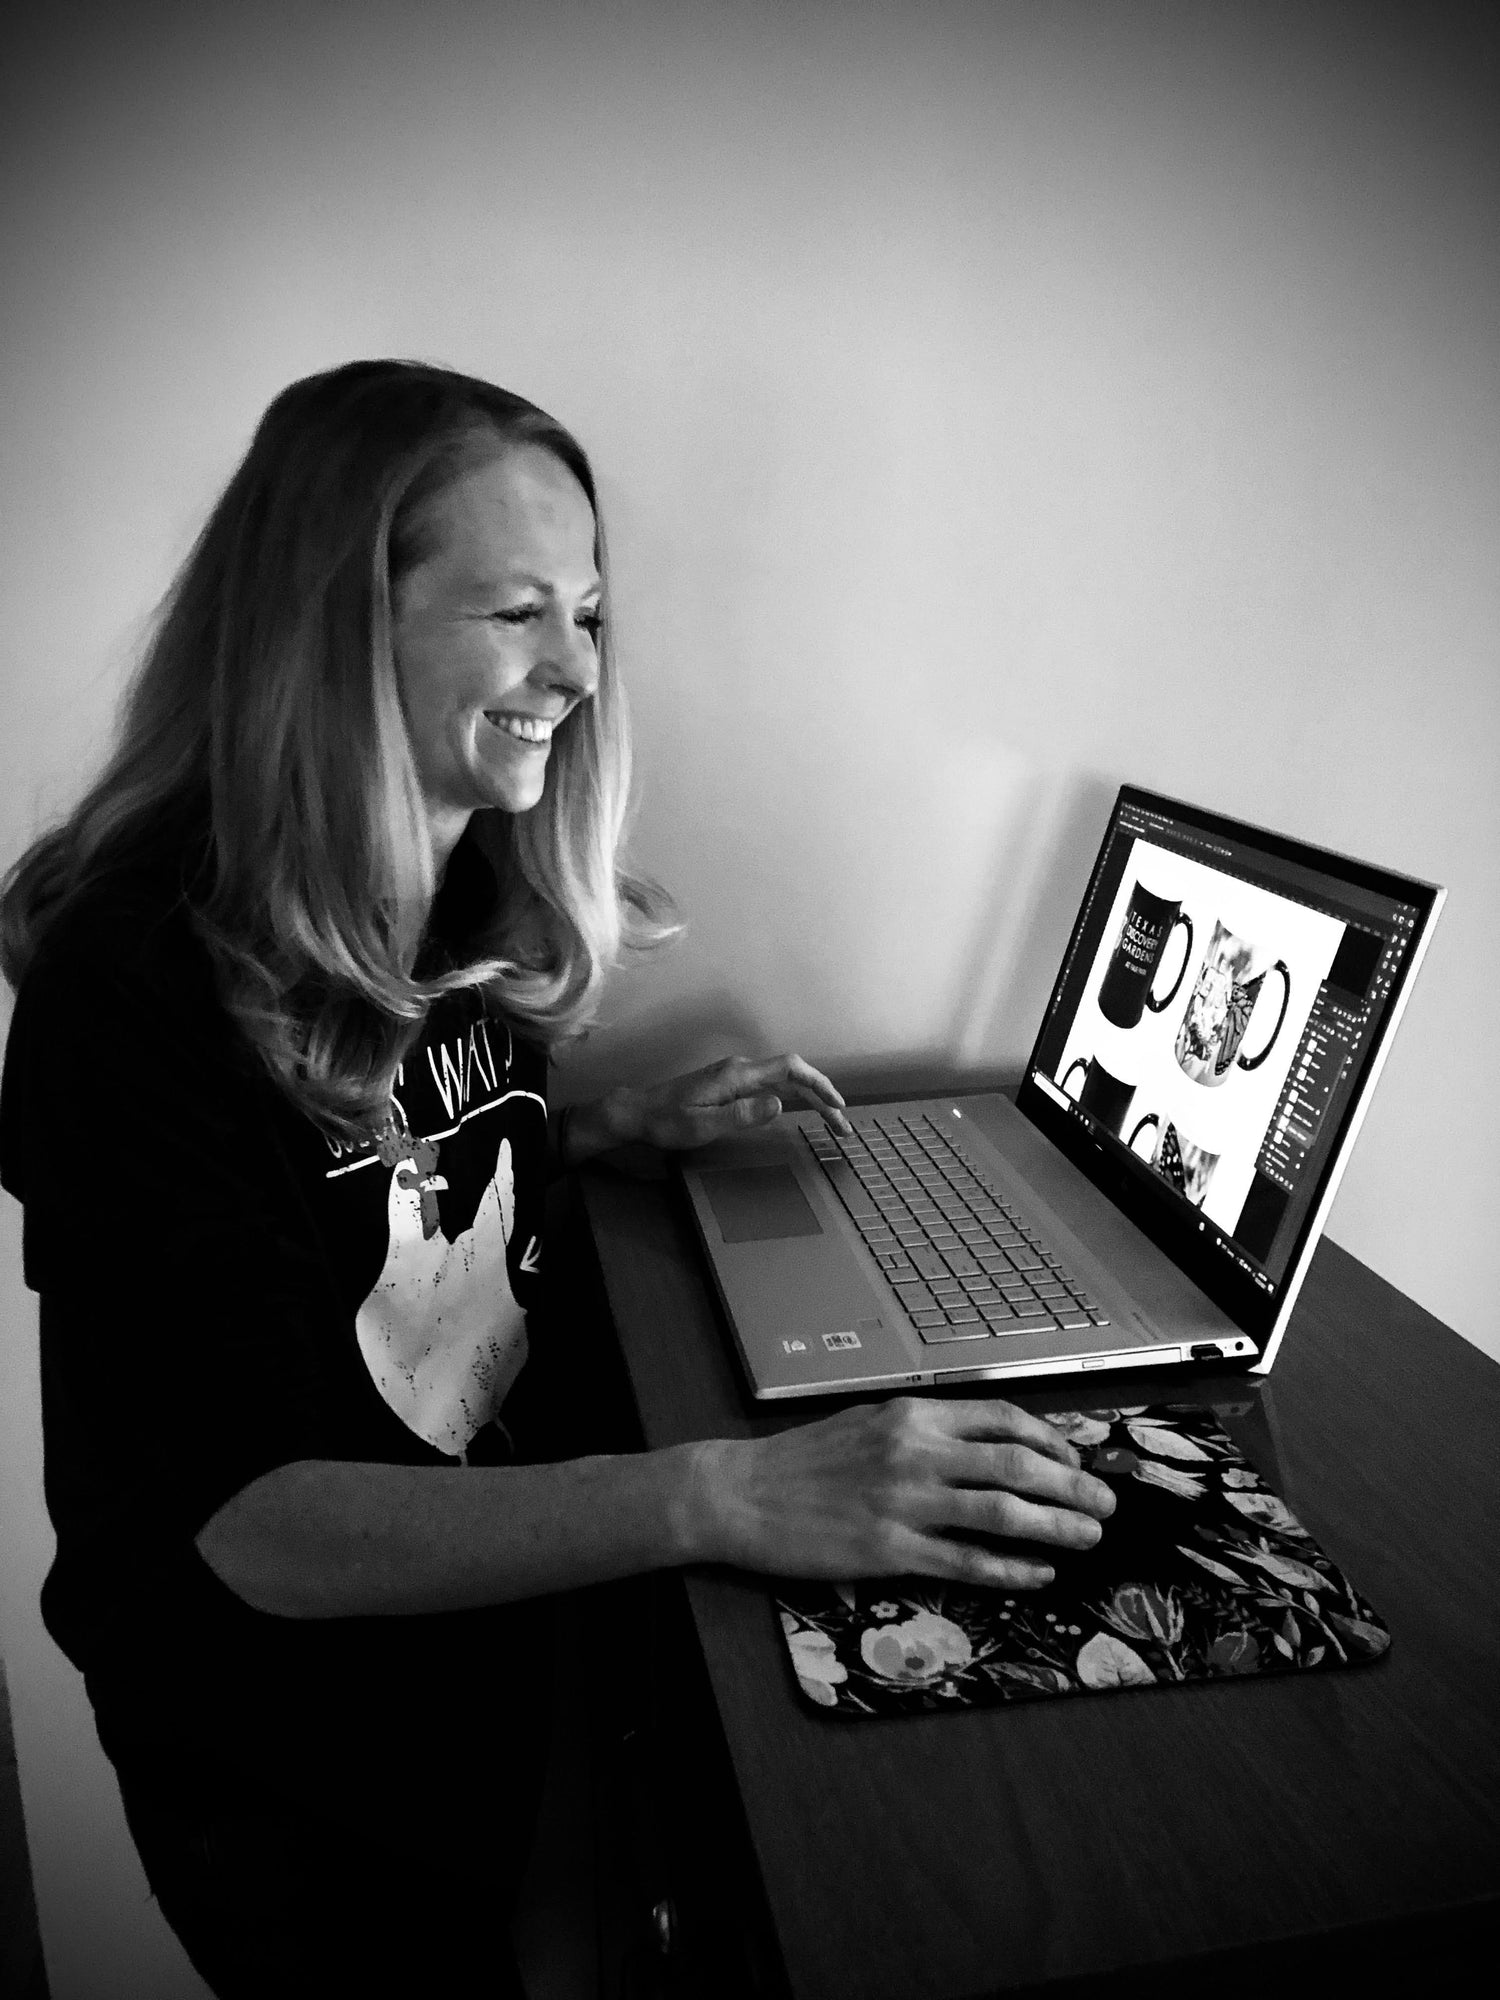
[2,3,1496,1992]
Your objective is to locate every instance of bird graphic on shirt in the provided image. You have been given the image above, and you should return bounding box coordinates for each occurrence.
[355,1137,528,1457]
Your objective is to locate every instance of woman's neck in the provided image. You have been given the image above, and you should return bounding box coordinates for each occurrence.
[428,808,471,882]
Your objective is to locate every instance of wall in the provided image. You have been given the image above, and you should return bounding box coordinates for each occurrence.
[1,3,1496,1991]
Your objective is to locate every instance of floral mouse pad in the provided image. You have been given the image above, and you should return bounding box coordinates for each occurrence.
[774,1403,1390,1719]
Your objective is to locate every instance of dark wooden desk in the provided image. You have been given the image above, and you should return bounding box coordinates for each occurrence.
[575,1101,1500,2000]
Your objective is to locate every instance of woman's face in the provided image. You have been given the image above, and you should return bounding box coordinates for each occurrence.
[393,443,601,854]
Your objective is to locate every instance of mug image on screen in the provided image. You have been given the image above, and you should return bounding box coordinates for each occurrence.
[1097,881,1194,1031]
[1129,1112,1220,1207]
[1176,921,1292,1087]
[1061,1055,1138,1136]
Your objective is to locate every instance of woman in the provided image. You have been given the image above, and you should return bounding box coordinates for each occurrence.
[0,361,1113,1996]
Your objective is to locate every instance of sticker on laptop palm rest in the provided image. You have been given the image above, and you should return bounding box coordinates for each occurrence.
[774,1404,1389,1719]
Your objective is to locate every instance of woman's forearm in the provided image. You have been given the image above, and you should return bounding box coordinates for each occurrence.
[195,1446,709,1619]
[195,1399,1118,1620]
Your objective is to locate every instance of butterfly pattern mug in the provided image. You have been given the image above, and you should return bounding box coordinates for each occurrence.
[1175,922,1291,1087]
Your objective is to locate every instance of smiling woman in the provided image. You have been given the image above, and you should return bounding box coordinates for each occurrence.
[1,361,664,1139]
[394,445,605,843]
[0,359,1114,1996]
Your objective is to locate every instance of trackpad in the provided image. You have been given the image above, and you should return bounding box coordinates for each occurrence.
[701,1165,824,1243]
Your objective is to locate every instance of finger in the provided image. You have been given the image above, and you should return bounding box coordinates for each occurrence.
[946,1483,1107,1551]
[895,1526,1056,1591]
[677,1055,759,1110]
[718,1054,853,1133]
[936,1397,1085,1472]
[777,1053,847,1111]
[670,1095,778,1144]
[779,1054,851,1130]
[730,1092,782,1129]
[946,1437,1115,1520]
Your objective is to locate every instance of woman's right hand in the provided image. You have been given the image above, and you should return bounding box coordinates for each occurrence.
[687,1397,1117,1590]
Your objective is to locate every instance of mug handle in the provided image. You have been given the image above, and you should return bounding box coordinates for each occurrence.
[1238,960,1292,1071]
[1061,1058,1089,1101]
[1144,912,1194,1013]
[1126,1112,1159,1155]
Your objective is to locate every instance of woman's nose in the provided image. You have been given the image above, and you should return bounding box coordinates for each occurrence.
[537,609,599,698]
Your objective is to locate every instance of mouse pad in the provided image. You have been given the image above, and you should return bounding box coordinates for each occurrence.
[773,1403,1390,1719]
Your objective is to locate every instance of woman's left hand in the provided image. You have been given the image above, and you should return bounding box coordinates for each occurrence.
[607,1053,853,1155]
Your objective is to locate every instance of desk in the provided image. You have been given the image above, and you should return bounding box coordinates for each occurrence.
[574,1092,1500,2000]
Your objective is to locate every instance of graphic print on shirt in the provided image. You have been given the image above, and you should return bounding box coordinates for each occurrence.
[356,1135,528,1456]
[337,1010,546,1458]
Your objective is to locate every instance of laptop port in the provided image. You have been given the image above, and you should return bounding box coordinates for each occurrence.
[1190,1342,1225,1361]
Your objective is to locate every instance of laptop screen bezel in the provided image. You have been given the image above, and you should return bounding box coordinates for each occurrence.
[1013,785,1443,1345]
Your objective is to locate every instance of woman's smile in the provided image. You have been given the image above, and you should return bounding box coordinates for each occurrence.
[483,710,556,745]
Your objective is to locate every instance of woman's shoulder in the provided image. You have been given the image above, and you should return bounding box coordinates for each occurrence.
[0,838,249,1211]
[15,836,219,1027]
[29,844,213,992]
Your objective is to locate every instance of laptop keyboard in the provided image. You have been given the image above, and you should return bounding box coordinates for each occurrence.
[804,1112,1111,1345]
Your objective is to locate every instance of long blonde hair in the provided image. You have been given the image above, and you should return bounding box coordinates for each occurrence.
[1,360,675,1138]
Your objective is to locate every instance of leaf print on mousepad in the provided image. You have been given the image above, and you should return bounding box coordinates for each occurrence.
[774,1403,1390,1719]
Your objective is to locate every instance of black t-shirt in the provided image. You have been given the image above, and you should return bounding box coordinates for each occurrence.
[0,835,556,1869]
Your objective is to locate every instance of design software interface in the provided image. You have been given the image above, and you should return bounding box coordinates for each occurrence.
[1028,795,1424,1304]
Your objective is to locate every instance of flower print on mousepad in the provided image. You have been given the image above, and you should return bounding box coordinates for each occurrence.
[774,1403,1390,1719]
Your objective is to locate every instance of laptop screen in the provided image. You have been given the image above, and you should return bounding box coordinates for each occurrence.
[1016,787,1442,1342]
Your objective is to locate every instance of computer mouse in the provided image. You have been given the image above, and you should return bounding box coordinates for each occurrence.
[1084,1445,1140,1479]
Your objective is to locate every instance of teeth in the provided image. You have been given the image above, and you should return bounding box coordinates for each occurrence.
[487,713,553,744]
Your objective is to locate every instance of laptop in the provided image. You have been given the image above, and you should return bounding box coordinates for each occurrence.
[680,786,1444,1399]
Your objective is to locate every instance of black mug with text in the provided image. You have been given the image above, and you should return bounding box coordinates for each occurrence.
[1097,882,1194,1031]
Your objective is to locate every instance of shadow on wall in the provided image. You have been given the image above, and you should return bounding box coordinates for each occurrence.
[948,763,1121,1072]
[554,763,1123,1107]
[832,762,1121,1099]
[554,989,772,1105]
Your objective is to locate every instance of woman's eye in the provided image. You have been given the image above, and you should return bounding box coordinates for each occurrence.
[493,605,538,625]
[578,611,603,639]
